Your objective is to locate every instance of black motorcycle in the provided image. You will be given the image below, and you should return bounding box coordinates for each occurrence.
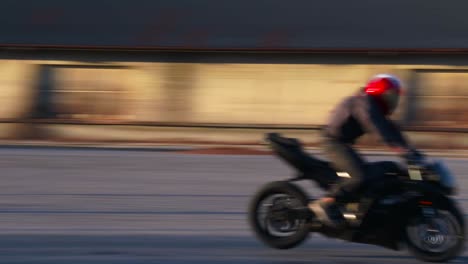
[249,133,465,262]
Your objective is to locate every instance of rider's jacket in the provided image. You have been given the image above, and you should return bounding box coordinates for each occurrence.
[323,94,409,148]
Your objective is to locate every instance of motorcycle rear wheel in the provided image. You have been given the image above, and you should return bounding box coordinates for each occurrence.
[248,181,311,249]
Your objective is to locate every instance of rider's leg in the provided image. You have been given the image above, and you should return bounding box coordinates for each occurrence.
[308,139,366,227]
[326,140,367,202]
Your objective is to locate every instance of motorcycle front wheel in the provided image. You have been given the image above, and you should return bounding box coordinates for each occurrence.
[405,204,465,262]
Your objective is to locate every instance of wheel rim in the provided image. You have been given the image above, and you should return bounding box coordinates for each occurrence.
[406,210,462,253]
[256,193,306,237]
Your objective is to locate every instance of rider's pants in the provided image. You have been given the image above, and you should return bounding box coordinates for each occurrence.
[323,137,367,203]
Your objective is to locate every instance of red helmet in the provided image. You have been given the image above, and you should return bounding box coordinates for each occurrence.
[364,74,402,115]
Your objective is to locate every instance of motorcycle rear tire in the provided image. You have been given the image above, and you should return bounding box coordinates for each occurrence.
[248,181,310,249]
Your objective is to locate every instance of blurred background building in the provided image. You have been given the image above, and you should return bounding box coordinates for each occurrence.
[1,0,468,147]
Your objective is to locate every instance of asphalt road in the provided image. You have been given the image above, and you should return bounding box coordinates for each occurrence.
[0,148,467,264]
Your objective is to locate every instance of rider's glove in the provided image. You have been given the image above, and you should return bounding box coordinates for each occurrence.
[404,148,426,166]
[392,146,425,166]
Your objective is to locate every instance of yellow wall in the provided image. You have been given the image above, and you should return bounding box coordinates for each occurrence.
[0,60,36,119]
[193,64,370,124]
[0,59,467,130]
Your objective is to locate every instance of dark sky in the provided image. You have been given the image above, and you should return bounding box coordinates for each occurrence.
[1,0,467,49]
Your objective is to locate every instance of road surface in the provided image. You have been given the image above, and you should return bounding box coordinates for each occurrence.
[0,148,466,263]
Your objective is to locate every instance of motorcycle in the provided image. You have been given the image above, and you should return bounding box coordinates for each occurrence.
[248,133,465,262]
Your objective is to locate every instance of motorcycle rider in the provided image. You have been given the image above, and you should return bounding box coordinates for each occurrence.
[308,74,422,228]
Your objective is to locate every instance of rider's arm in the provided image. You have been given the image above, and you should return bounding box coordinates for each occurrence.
[352,96,410,150]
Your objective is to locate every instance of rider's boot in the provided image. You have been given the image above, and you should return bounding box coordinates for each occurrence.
[308,198,345,229]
